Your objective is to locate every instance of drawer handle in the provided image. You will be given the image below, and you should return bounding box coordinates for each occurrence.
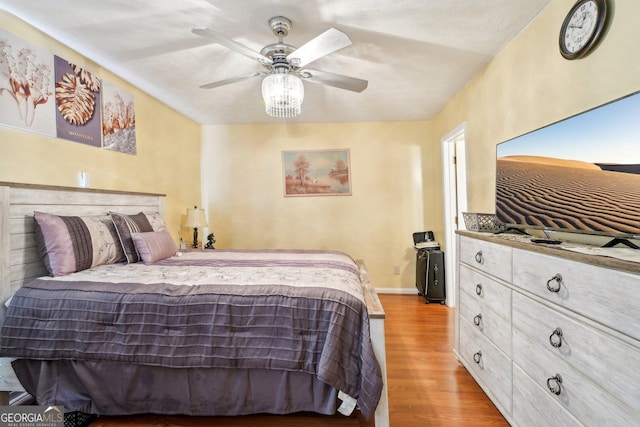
[475,283,483,296]
[473,351,482,364]
[474,251,483,264]
[473,314,482,327]
[546,273,563,293]
[549,327,563,348]
[546,374,563,395]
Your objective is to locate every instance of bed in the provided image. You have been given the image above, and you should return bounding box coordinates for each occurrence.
[0,182,389,426]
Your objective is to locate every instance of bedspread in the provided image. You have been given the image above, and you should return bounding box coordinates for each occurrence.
[0,249,383,418]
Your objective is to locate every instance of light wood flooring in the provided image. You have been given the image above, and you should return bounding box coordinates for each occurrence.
[90,294,508,426]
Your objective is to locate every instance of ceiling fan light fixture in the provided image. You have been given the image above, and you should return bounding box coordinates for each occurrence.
[262,73,304,118]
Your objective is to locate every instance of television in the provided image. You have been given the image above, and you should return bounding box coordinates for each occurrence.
[495,91,640,247]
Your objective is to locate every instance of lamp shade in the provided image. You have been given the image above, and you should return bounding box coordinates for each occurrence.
[184,206,208,228]
[262,73,304,118]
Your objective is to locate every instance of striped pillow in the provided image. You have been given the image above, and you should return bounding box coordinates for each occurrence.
[110,212,153,263]
[131,230,178,264]
[34,211,126,277]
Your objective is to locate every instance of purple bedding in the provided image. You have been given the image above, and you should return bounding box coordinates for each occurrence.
[12,360,339,416]
[1,249,383,418]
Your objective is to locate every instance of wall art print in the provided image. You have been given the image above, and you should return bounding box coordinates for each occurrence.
[102,80,136,154]
[282,149,352,196]
[54,55,101,147]
[0,27,56,136]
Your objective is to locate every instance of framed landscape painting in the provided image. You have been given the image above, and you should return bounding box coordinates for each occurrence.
[282,149,351,196]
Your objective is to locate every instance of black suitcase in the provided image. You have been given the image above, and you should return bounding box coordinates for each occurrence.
[416,249,446,304]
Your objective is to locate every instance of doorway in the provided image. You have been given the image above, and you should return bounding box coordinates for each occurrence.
[441,124,467,308]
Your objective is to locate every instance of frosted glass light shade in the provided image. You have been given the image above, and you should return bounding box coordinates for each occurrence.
[262,73,304,118]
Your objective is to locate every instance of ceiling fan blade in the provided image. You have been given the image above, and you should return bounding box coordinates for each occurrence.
[199,72,267,89]
[287,28,352,68]
[192,28,273,66]
[300,69,368,93]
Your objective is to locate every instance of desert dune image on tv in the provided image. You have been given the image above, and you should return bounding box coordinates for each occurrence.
[496,91,640,237]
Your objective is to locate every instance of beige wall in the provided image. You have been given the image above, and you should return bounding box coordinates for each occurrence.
[0,12,202,238]
[202,121,436,288]
[432,0,640,214]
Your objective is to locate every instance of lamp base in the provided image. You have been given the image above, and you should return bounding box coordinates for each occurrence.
[192,227,199,249]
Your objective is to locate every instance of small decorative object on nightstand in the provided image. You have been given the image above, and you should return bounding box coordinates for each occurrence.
[205,233,216,250]
[183,206,208,249]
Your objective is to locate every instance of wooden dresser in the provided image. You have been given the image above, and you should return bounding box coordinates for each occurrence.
[455,231,640,426]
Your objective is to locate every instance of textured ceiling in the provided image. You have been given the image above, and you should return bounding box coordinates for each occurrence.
[1,0,550,125]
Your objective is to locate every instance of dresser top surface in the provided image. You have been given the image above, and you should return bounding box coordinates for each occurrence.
[457,231,640,274]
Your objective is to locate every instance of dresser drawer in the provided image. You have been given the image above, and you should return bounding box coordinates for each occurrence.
[459,264,511,321]
[458,235,512,282]
[512,291,640,416]
[460,286,511,356]
[512,248,640,341]
[513,322,640,426]
[513,365,581,427]
[459,317,512,413]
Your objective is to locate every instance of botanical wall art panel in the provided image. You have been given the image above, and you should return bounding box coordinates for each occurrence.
[102,80,136,154]
[283,149,352,196]
[54,55,102,147]
[0,27,56,136]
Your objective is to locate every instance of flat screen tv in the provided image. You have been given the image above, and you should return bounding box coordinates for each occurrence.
[495,91,640,246]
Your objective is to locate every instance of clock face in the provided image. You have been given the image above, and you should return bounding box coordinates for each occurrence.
[559,0,607,60]
[563,1,598,53]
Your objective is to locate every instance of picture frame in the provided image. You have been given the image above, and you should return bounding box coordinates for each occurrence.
[54,55,102,147]
[0,28,56,137]
[282,149,351,197]
[102,81,137,154]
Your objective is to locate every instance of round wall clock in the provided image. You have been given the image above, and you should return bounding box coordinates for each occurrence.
[559,0,608,60]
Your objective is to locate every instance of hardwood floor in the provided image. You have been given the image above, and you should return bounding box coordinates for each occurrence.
[382,294,507,427]
[90,294,507,426]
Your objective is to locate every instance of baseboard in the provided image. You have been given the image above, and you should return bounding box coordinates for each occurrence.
[374,287,417,294]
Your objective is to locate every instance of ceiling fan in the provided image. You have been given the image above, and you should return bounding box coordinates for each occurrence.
[192,16,368,117]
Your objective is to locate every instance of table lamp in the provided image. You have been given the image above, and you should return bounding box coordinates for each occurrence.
[184,206,208,248]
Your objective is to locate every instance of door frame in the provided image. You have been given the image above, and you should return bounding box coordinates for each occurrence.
[441,123,467,307]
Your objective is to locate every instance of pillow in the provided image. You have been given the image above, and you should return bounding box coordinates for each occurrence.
[130,230,178,264]
[34,211,126,276]
[110,212,153,263]
[145,212,167,232]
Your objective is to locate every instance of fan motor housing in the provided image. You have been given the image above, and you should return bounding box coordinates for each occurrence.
[261,42,297,71]
[260,43,296,58]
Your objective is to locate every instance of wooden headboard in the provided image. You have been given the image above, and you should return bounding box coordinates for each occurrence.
[0,182,166,304]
